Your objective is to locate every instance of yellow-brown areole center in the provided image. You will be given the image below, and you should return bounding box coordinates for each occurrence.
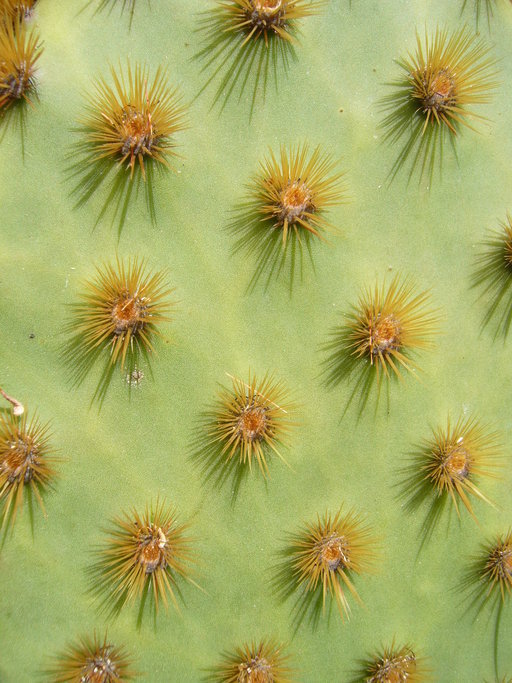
[118,106,154,159]
[421,68,456,113]
[371,315,402,355]
[237,656,272,683]
[444,442,470,480]
[252,0,282,10]
[277,181,314,226]
[1,437,38,483]
[79,646,118,683]
[319,535,349,571]
[136,525,168,574]
[111,293,145,334]
[247,0,286,33]
[236,406,267,442]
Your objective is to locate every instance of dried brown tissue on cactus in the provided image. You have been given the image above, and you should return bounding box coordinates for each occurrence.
[0,409,59,532]
[209,639,292,683]
[198,371,297,480]
[352,642,429,683]
[45,632,135,683]
[0,16,42,113]
[380,26,499,182]
[231,143,348,284]
[283,508,377,622]
[89,499,200,617]
[63,257,175,403]
[322,275,439,410]
[195,0,325,109]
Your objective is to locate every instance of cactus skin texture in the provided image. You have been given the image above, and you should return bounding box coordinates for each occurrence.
[1,2,512,682]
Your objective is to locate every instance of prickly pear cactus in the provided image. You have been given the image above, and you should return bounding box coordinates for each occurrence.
[1,1,512,681]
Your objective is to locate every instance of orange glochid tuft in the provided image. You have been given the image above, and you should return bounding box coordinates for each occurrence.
[249,143,347,246]
[0,409,58,531]
[81,62,187,180]
[420,415,501,521]
[360,642,428,683]
[206,372,297,477]
[211,639,292,683]
[344,275,439,383]
[479,529,512,603]
[218,0,324,46]
[381,27,498,180]
[405,28,498,136]
[288,507,377,620]
[90,499,199,615]
[0,17,42,110]
[67,257,174,374]
[46,632,135,682]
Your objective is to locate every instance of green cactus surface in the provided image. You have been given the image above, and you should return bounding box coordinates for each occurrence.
[1,1,512,682]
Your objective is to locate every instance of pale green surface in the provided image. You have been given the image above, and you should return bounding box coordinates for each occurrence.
[1,0,512,681]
